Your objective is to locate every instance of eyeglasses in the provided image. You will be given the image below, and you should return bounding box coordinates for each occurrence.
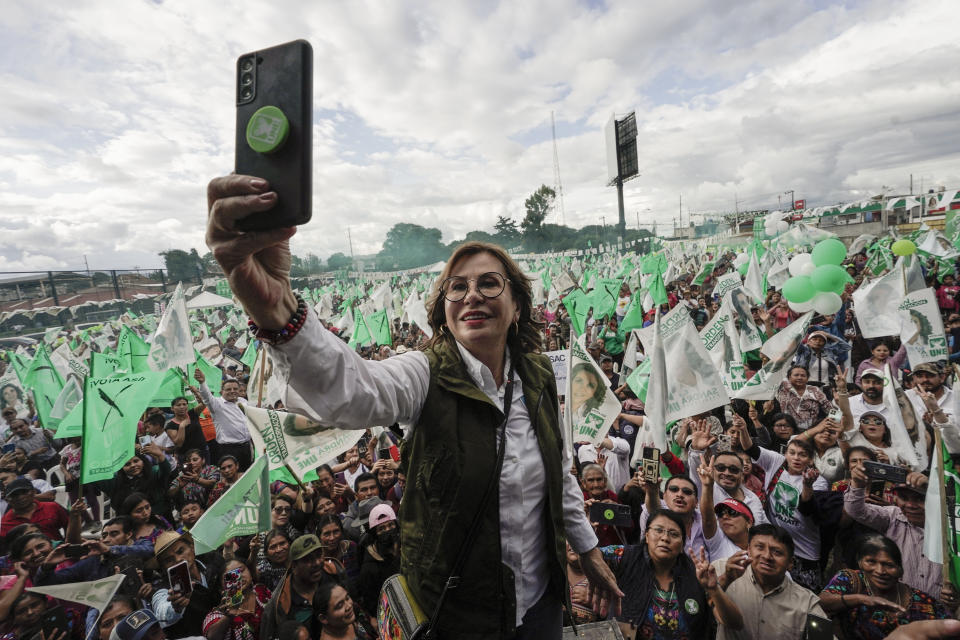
[648,525,683,541]
[273,506,291,514]
[713,463,742,474]
[860,417,884,426]
[666,485,694,496]
[716,507,748,520]
[440,272,506,302]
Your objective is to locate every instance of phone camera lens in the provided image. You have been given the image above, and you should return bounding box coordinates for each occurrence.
[241,72,253,87]
[241,58,254,72]
[241,87,253,100]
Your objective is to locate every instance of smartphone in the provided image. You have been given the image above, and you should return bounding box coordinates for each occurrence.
[1,444,14,454]
[869,480,886,502]
[805,613,833,640]
[139,436,152,446]
[589,502,632,527]
[63,544,86,559]
[715,434,733,453]
[120,566,143,595]
[862,460,909,484]
[641,447,660,484]
[167,560,192,594]
[234,40,313,232]
[223,566,244,607]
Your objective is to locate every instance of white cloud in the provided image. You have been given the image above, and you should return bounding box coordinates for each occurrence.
[0,0,957,271]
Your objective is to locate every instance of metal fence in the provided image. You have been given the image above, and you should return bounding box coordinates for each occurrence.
[0,269,191,334]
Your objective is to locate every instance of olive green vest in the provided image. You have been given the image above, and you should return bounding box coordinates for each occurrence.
[398,340,569,638]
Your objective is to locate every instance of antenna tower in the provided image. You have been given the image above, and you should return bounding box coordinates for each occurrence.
[551,111,566,226]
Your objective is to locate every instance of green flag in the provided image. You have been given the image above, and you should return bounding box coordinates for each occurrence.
[625,357,653,402]
[619,295,645,333]
[692,261,715,287]
[9,352,29,384]
[190,454,271,554]
[649,271,668,306]
[90,351,121,378]
[80,371,166,484]
[366,310,392,347]
[218,326,232,343]
[23,345,64,429]
[150,370,187,408]
[186,351,222,397]
[53,401,84,439]
[349,313,373,349]
[240,341,258,369]
[593,278,622,320]
[561,289,588,337]
[116,326,150,373]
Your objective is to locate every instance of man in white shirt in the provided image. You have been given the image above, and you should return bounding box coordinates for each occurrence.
[847,368,888,424]
[906,362,954,423]
[192,369,251,470]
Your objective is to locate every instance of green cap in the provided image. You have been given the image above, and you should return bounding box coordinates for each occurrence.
[245,105,289,153]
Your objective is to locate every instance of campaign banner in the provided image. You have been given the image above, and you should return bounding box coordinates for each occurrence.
[699,299,747,395]
[242,405,364,481]
[545,349,567,391]
[564,337,621,451]
[853,263,905,338]
[899,288,948,366]
[735,312,813,401]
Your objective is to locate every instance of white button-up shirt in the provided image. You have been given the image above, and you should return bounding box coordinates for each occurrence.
[198,383,249,444]
[272,313,597,624]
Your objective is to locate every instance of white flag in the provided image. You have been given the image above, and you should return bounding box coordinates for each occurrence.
[639,304,729,420]
[735,312,814,400]
[923,434,945,563]
[402,291,432,339]
[29,574,124,618]
[700,299,747,395]
[242,405,363,480]
[905,255,927,293]
[898,288,949,366]
[370,282,393,311]
[148,283,195,371]
[743,248,765,304]
[631,310,668,465]
[852,263,905,339]
[564,335,622,452]
[882,363,924,470]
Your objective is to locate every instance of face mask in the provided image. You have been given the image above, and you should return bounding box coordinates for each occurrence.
[377,530,399,553]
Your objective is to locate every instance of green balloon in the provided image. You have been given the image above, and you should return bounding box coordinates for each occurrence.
[782,275,815,303]
[891,239,916,256]
[811,238,847,267]
[810,264,847,293]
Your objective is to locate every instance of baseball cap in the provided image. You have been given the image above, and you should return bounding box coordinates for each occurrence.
[369,503,396,529]
[893,482,926,496]
[860,368,885,381]
[807,331,830,341]
[109,609,160,640]
[913,362,941,375]
[859,410,887,425]
[5,477,33,497]
[714,498,754,523]
[289,534,323,561]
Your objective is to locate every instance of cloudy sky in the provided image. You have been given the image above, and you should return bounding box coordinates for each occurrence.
[1,0,958,272]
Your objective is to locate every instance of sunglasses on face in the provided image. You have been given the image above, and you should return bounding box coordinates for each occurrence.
[713,464,742,474]
[273,506,291,514]
[861,418,884,426]
[666,485,694,496]
[716,508,747,520]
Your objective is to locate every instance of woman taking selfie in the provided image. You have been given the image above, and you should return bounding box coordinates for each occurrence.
[206,174,619,639]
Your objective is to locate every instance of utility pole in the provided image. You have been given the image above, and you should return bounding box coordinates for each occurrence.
[550,111,566,226]
[786,190,795,210]
[778,194,782,211]
[347,227,356,272]
[83,255,90,277]
[601,216,606,247]
[910,173,914,195]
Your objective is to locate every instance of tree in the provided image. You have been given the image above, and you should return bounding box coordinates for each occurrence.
[520,185,555,251]
[493,216,521,247]
[327,252,352,271]
[376,223,446,270]
[160,249,203,283]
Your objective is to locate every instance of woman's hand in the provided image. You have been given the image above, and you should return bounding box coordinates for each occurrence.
[689,419,716,451]
[206,175,298,329]
[579,547,624,618]
[858,594,906,613]
[835,368,848,394]
[802,467,820,488]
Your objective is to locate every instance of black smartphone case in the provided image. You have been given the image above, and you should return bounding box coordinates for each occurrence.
[235,40,312,231]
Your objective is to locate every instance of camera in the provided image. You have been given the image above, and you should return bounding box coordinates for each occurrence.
[589,502,632,527]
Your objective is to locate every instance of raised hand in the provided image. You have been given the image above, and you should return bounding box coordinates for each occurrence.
[206,175,298,330]
[802,467,820,487]
[689,419,717,451]
[697,454,715,488]
[724,550,749,586]
[835,368,848,393]
[691,546,718,590]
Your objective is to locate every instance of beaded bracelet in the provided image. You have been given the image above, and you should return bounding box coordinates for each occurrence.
[248,294,308,345]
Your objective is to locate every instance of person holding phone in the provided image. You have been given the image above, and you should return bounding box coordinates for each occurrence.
[202,559,271,640]
[150,530,225,638]
[204,184,617,638]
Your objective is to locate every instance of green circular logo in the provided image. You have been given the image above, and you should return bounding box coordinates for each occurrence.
[245,105,289,153]
[603,509,614,520]
[684,598,699,614]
